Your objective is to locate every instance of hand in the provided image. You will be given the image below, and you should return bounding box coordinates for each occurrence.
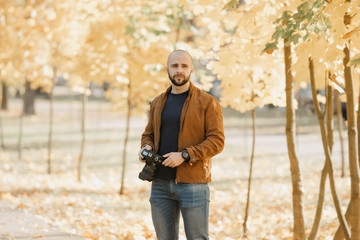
[162,152,184,168]
[139,144,152,163]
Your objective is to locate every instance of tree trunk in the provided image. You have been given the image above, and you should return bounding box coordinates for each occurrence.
[334,201,353,240]
[308,58,350,240]
[0,109,3,149]
[344,44,360,240]
[325,87,349,239]
[23,81,36,115]
[0,85,4,148]
[77,92,87,182]
[175,16,182,44]
[2,83,8,110]
[119,79,132,195]
[309,73,332,240]
[308,164,328,240]
[326,79,334,152]
[243,108,255,237]
[335,91,345,178]
[284,38,306,240]
[47,87,54,174]
[358,75,360,168]
[47,67,56,174]
[332,44,360,240]
[18,113,23,161]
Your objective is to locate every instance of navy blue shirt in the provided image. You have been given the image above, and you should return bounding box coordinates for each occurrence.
[156,90,189,180]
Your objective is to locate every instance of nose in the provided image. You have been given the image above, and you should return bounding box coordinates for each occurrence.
[176,66,183,74]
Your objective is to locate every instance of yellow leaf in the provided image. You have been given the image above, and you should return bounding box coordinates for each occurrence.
[343,26,360,39]
[0,192,14,200]
[83,231,94,239]
[17,203,25,209]
[266,48,274,55]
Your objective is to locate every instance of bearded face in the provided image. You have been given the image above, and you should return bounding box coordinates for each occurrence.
[167,71,191,86]
[166,51,194,87]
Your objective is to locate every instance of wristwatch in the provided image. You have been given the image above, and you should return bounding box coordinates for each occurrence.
[181,149,190,162]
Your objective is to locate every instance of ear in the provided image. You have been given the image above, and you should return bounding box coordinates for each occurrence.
[191,67,195,73]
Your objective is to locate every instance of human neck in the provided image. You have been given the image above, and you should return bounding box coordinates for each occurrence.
[171,82,190,94]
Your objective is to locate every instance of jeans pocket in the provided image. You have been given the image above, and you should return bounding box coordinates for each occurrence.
[149,179,169,204]
[178,183,209,208]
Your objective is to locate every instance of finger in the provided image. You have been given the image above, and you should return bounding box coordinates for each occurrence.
[162,158,169,165]
[162,158,171,166]
[163,153,172,158]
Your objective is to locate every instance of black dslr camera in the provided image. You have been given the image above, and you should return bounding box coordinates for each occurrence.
[138,149,165,182]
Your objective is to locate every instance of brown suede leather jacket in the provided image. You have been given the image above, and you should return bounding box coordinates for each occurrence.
[141,82,225,183]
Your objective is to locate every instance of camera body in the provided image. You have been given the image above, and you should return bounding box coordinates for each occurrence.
[138,149,165,182]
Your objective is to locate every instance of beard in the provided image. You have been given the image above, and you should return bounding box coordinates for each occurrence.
[168,72,191,86]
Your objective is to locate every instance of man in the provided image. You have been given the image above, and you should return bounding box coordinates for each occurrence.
[139,49,225,240]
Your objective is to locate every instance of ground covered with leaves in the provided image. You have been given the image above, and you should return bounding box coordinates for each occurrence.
[0,99,352,239]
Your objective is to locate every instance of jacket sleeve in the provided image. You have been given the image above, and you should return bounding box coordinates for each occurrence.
[186,97,225,164]
[141,101,155,150]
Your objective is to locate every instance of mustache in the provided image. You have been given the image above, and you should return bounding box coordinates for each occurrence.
[174,74,185,77]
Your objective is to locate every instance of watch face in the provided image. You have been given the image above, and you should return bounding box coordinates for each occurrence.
[182,151,189,158]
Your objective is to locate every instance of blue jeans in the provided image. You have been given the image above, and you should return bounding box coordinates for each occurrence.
[149,179,210,240]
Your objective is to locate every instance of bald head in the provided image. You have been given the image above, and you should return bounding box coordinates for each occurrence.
[166,49,194,88]
[167,50,193,67]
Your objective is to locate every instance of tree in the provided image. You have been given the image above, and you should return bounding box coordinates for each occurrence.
[0,1,47,159]
[0,1,23,152]
[32,0,84,173]
[309,58,350,240]
[265,0,360,238]
[206,0,286,236]
[1,83,8,110]
[70,0,169,184]
[343,2,360,239]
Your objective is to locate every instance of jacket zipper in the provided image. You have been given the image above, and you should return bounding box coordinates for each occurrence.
[156,94,166,152]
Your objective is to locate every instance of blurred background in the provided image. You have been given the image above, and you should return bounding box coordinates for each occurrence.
[0,0,360,239]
